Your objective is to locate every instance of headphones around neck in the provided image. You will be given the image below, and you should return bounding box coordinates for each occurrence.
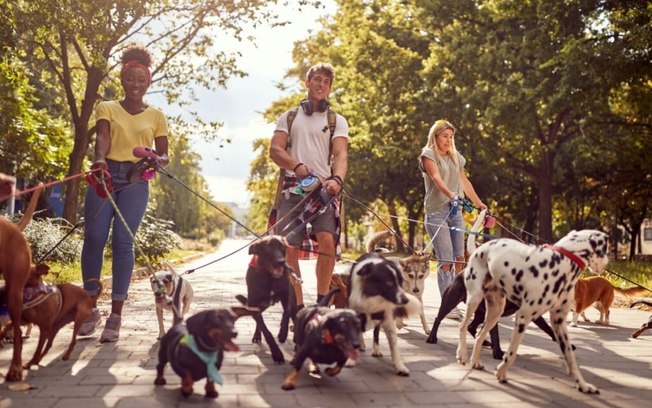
[300,98,329,115]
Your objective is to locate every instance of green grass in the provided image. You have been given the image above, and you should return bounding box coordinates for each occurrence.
[43,239,215,285]
[599,260,652,291]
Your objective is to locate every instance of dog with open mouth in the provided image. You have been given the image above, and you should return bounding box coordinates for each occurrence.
[154,306,257,398]
[235,235,297,364]
[282,287,361,390]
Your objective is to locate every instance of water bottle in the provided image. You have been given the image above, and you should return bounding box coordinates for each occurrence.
[299,174,320,193]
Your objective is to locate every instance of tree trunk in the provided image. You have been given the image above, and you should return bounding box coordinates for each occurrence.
[387,200,405,253]
[538,150,554,243]
[62,69,104,223]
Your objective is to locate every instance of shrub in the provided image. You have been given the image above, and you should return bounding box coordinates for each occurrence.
[21,217,83,263]
[133,209,182,264]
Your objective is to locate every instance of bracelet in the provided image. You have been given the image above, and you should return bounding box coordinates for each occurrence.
[292,162,304,172]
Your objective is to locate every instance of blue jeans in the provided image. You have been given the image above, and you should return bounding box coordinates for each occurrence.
[425,205,464,297]
[81,160,149,301]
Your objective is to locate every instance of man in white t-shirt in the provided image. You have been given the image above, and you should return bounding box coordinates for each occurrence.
[269,62,349,309]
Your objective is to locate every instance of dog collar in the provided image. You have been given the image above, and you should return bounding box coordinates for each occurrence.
[180,333,223,385]
[249,255,259,269]
[545,245,586,269]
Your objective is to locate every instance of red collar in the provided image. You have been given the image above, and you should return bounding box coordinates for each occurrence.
[249,255,259,269]
[308,313,334,344]
[545,245,586,269]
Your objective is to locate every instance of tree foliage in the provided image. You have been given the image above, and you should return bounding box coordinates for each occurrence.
[252,0,651,250]
[12,0,320,222]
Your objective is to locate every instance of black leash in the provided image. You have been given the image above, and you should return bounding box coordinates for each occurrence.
[35,220,84,264]
[156,166,261,239]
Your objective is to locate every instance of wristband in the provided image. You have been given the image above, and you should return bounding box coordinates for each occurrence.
[292,162,304,172]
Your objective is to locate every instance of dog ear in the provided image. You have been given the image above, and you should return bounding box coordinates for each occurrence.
[34,263,50,276]
[185,310,208,334]
[229,305,259,319]
[249,240,260,255]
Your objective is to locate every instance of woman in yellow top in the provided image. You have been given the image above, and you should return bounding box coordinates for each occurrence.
[79,45,169,342]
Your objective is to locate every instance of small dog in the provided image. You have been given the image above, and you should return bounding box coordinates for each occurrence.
[154,307,256,398]
[457,229,609,393]
[348,252,421,376]
[0,264,102,367]
[282,288,361,390]
[150,263,194,339]
[630,300,652,338]
[366,230,431,334]
[0,183,42,381]
[572,276,648,327]
[235,235,297,364]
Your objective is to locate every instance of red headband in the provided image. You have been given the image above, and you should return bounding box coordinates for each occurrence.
[120,60,151,83]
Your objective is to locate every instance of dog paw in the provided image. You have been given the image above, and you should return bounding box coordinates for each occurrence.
[395,365,410,376]
[309,362,320,375]
[424,328,431,335]
[271,351,285,364]
[371,350,383,357]
[325,366,342,377]
[425,334,437,344]
[578,381,599,394]
[495,363,508,380]
[154,377,167,386]
[281,381,295,390]
[472,360,485,370]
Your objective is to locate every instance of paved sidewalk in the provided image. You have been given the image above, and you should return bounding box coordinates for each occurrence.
[1,239,651,407]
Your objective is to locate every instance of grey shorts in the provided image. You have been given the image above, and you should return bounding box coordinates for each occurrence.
[274,193,337,246]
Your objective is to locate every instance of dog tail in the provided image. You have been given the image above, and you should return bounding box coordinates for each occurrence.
[16,183,43,231]
[366,230,393,253]
[630,300,652,308]
[318,287,341,308]
[614,286,651,299]
[466,209,487,256]
[84,278,104,298]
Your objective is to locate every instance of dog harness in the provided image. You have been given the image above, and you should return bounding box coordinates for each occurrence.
[544,245,586,269]
[179,333,223,385]
[22,284,62,314]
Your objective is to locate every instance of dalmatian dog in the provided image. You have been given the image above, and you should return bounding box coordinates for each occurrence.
[456,230,609,394]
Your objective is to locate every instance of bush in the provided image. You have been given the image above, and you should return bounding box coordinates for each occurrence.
[133,209,182,264]
[21,217,83,263]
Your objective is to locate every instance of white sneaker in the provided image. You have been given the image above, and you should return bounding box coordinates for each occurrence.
[79,308,102,336]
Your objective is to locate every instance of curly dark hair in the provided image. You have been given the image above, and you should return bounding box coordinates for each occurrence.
[121,44,152,67]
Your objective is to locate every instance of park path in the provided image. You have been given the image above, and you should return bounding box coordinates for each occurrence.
[1,238,651,407]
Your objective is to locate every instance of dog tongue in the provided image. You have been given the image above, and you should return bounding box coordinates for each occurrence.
[223,341,240,352]
[272,267,284,279]
[347,349,359,362]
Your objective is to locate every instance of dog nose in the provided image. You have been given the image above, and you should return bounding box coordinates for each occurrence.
[413,287,420,293]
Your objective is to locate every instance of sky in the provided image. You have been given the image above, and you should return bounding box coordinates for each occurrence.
[153,2,335,207]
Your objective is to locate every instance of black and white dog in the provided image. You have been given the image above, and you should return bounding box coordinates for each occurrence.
[347,252,420,376]
[457,229,609,393]
[150,263,194,339]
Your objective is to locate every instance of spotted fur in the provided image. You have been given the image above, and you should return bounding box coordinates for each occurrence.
[456,230,609,394]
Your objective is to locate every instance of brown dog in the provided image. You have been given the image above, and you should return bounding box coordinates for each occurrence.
[0,182,42,381]
[572,276,649,326]
[0,265,103,367]
[328,271,350,308]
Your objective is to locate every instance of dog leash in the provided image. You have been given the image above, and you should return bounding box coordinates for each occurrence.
[91,172,182,320]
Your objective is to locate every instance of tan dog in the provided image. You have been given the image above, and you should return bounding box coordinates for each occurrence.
[328,271,350,308]
[1,264,103,368]
[572,276,649,326]
[366,231,431,334]
[0,182,42,381]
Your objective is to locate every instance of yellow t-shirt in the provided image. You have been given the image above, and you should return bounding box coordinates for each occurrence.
[96,101,168,163]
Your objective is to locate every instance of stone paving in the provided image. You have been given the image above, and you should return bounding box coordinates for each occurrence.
[1,238,651,407]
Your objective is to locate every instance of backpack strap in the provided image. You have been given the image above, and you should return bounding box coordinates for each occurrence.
[270,107,338,214]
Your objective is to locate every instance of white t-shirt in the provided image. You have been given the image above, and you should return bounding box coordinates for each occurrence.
[275,108,349,178]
